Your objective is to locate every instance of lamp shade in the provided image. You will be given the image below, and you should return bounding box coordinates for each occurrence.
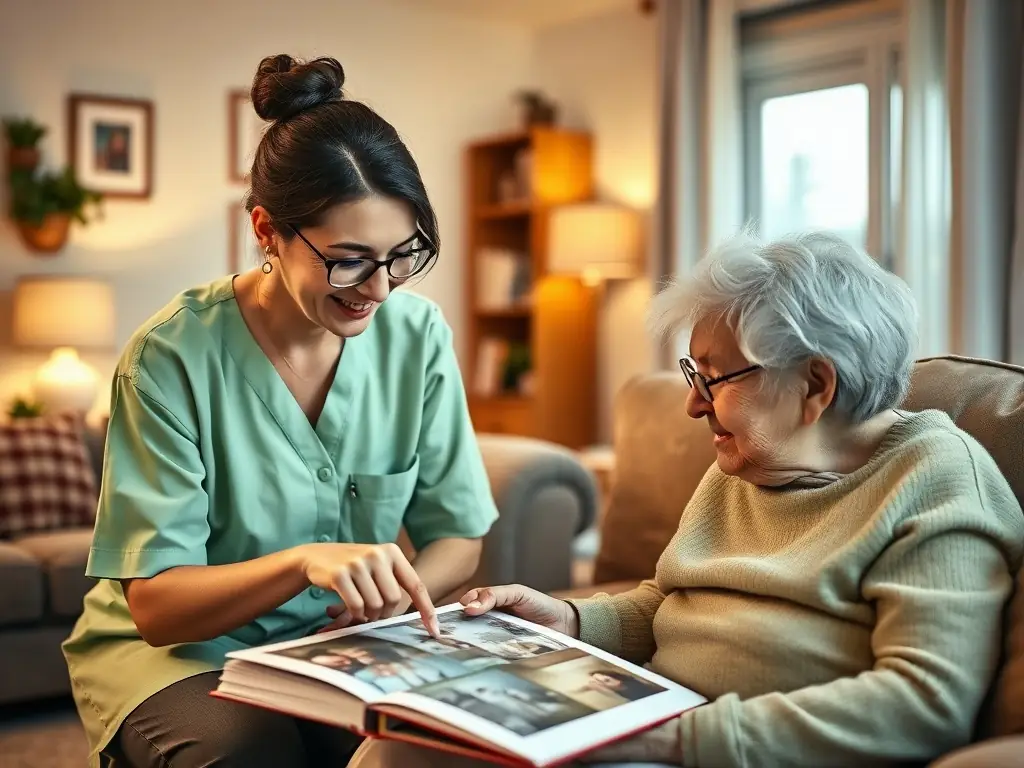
[548,202,642,282]
[13,277,116,350]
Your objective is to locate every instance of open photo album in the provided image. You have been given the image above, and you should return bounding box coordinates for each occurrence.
[212,604,707,767]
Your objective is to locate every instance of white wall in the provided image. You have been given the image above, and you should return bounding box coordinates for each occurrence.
[0,0,533,415]
[531,9,660,442]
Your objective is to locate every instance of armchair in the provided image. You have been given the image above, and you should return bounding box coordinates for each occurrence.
[564,355,1024,766]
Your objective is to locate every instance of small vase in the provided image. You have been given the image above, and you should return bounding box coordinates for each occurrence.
[17,213,71,254]
[7,146,40,173]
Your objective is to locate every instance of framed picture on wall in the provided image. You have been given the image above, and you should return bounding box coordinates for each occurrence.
[229,202,260,274]
[228,90,265,183]
[68,93,154,199]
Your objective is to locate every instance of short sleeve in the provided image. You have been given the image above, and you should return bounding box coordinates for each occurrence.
[402,308,498,551]
[87,367,210,579]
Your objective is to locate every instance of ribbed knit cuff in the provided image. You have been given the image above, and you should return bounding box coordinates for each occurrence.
[680,694,740,767]
[563,596,623,656]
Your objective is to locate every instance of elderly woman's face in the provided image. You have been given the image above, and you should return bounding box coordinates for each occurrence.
[685,318,808,483]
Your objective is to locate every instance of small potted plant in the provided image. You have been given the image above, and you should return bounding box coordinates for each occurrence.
[10,166,102,253]
[3,116,47,172]
[7,396,44,420]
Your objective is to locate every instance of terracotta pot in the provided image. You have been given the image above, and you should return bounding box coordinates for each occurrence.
[7,146,40,172]
[17,214,71,253]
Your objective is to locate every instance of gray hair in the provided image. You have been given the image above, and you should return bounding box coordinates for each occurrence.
[650,228,919,422]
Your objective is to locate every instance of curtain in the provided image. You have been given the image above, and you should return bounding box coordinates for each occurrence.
[899,0,952,358]
[900,0,1022,361]
[1012,50,1024,365]
[947,0,1023,361]
[653,0,744,365]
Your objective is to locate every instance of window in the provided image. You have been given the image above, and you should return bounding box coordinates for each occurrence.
[741,2,903,269]
[757,83,870,247]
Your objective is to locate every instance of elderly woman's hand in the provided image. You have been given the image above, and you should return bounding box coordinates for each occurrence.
[459,584,580,638]
[577,719,682,764]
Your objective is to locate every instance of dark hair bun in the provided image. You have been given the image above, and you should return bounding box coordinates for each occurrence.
[250,54,345,123]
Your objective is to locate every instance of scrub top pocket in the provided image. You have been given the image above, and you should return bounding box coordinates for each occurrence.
[348,456,419,544]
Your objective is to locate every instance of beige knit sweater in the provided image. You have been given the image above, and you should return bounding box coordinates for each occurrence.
[571,410,1024,767]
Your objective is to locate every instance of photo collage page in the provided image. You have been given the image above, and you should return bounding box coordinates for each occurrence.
[269,611,666,736]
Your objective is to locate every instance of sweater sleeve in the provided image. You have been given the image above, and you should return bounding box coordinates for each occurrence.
[678,445,1024,767]
[565,579,667,663]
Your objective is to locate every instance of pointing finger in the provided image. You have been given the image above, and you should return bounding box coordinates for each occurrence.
[391,556,438,637]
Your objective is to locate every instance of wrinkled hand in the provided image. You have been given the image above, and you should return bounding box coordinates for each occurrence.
[460,584,579,638]
[577,719,682,764]
[297,542,438,636]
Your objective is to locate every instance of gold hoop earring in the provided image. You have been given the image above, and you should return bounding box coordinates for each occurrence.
[262,245,273,274]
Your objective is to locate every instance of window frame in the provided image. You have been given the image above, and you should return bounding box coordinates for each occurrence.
[741,10,903,269]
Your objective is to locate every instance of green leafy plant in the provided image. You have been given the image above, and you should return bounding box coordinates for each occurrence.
[3,117,47,148]
[9,166,102,226]
[502,342,532,392]
[8,396,44,419]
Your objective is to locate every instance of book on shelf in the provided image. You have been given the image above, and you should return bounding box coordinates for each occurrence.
[212,604,706,768]
[474,338,508,397]
[477,249,532,310]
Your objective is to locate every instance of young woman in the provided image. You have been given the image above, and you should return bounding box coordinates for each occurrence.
[63,54,497,768]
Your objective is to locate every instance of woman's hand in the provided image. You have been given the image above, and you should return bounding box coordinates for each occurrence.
[578,719,682,764]
[296,542,439,636]
[460,584,580,638]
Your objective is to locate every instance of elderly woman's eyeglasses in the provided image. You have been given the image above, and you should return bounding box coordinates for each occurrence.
[289,225,437,289]
[678,356,762,402]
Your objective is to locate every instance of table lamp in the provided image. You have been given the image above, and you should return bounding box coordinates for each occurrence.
[12,276,116,415]
[548,202,642,286]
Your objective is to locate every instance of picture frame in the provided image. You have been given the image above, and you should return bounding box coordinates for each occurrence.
[68,93,154,199]
[228,202,260,274]
[228,89,265,183]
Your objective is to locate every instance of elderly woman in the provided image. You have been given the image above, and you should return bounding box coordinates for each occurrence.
[350,230,1024,768]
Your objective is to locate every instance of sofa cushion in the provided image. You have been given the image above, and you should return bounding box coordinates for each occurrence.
[0,415,98,538]
[903,356,1024,738]
[594,372,716,584]
[14,529,93,619]
[0,540,44,626]
[902,356,1024,502]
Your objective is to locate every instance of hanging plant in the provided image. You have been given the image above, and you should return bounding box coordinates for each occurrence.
[9,166,103,253]
[4,115,102,254]
[3,116,47,172]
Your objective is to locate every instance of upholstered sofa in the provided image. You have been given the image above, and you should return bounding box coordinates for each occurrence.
[559,355,1024,767]
[0,428,597,706]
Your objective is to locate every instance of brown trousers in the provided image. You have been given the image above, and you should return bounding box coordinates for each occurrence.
[111,671,362,767]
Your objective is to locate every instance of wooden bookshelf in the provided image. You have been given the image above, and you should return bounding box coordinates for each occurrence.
[464,127,598,449]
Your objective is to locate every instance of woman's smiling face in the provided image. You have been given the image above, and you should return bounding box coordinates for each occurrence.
[264,194,424,338]
[684,317,804,483]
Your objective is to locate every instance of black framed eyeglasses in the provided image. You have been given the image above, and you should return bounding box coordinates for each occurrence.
[678,355,762,402]
[288,225,437,289]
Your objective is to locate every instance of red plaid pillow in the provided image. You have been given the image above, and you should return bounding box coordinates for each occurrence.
[0,415,98,538]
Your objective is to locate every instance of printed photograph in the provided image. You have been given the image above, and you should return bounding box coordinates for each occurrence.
[69,93,153,198]
[268,631,506,694]
[265,610,575,699]
[393,612,570,661]
[93,123,131,172]
[508,649,666,712]
[413,667,596,736]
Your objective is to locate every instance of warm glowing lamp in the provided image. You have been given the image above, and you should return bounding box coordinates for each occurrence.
[548,202,642,287]
[13,277,115,415]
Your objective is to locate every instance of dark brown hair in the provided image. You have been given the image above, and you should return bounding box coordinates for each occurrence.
[243,54,439,257]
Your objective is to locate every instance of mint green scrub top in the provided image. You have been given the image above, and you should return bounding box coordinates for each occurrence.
[62,276,498,766]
